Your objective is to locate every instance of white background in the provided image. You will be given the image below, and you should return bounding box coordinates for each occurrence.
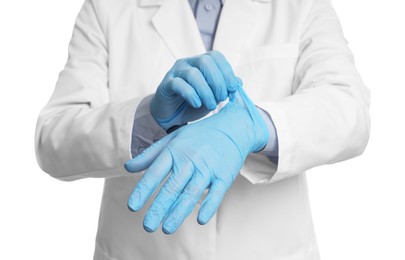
[0,0,404,259]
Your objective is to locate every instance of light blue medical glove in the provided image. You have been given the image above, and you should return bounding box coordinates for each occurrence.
[150,50,239,131]
[125,85,269,234]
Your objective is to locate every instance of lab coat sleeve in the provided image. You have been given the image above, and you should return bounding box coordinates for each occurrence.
[257,108,279,158]
[35,0,150,181]
[241,0,371,184]
[131,95,167,158]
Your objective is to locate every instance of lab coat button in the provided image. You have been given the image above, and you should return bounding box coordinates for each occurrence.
[204,3,214,11]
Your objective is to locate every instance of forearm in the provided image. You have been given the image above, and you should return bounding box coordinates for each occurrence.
[36,97,140,181]
[131,95,167,158]
[35,0,139,181]
[240,0,370,184]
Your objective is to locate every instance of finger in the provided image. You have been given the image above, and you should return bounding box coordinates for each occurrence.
[143,162,195,232]
[228,85,250,107]
[124,134,173,173]
[127,149,173,212]
[229,86,257,115]
[197,180,228,225]
[186,55,228,102]
[236,76,243,88]
[175,67,217,110]
[206,50,238,92]
[162,171,210,234]
[167,77,202,108]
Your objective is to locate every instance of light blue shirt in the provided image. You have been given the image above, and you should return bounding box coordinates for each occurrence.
[188,0,224,51]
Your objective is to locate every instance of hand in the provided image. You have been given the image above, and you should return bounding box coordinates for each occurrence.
[125,86,269,234]
[150,50,239,131]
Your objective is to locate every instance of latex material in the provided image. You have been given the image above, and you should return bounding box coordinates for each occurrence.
[150,51,238,131]
[125,86,269,234]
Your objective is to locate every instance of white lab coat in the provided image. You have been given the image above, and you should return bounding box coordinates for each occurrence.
[35,0,370,259]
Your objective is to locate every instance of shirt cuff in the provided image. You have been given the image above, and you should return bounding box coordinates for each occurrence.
[256,107,279,160]
[131,94,167,158]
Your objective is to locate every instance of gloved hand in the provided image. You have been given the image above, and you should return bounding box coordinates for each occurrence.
[125,85,269,234]
[150,50,239,131]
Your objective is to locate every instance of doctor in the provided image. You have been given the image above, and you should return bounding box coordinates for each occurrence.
[35,0,370,259]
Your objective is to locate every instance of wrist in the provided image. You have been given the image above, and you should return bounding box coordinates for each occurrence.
[229,88,269,153]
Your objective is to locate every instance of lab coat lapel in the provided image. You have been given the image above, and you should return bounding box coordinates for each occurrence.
[213,0,268,64]
[150,0,206,59]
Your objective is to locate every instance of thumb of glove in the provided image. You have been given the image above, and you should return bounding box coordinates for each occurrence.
[124,134,174,173]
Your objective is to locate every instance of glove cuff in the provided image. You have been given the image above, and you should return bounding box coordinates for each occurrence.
[229,88,269,153]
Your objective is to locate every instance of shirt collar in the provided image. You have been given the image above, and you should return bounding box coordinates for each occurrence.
[139,0,271,7]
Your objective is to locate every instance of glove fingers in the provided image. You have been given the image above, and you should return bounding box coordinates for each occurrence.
[127,148,173,212]
[229,85,248,108]
[169,77,202,108]
[162,171,210,234]
[197,180,228,225]
[176,67,217,110]
[143,162,195,232]
[186,55,227,102]
[124,134,173,173]
[206,50,239,92]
